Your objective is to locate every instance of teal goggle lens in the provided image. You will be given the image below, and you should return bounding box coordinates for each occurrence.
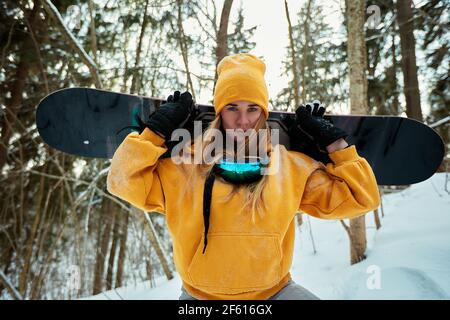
[213,158,268,184]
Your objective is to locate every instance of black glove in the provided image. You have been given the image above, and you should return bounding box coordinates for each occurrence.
[286,107,330,164]
[138,91,195,140]
[294,100,347,152]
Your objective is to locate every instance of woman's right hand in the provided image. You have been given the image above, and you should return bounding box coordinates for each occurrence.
[143,91,195,140]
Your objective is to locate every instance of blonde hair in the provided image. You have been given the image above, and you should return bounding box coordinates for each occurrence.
[177,114,273,223]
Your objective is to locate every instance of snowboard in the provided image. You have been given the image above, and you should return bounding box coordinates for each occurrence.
[35,87,445,186]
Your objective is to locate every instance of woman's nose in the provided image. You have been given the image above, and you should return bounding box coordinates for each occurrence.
[236,112,250,126]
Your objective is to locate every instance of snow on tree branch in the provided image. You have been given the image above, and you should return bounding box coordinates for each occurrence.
[41,0,103,88]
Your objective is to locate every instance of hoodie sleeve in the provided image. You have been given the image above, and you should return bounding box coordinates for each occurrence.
[107,127,167,214]
[298,145,380,220]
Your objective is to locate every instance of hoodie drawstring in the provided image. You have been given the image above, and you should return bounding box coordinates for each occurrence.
[202,170,216,254]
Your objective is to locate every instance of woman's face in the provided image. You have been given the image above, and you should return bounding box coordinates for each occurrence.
[220,100,263,152]
[221,100,262,131]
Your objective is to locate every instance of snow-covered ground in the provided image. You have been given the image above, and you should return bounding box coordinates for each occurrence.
[85,173,450,300]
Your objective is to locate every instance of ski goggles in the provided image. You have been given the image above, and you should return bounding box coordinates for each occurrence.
[212,157,269,184]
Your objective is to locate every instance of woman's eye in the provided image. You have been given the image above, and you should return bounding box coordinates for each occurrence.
[227,106,237,111]
[248,107,259,112]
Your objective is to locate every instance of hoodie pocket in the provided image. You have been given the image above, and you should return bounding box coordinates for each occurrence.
[187,232,282,295]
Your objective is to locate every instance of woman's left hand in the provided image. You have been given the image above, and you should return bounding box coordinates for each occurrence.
[294,100,348,152]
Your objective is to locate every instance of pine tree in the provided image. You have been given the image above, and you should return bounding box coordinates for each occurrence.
[277,0,347,111]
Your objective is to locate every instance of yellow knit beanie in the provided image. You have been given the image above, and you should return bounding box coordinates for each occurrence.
[213,53,269,119]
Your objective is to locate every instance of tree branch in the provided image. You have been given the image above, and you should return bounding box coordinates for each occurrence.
[40,0,102,88]
[0,269,23,300]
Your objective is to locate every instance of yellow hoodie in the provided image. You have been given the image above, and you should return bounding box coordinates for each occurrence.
[106,127,380,300]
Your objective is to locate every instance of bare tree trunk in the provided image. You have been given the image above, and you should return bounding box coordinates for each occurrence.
[296,213,303,227]
[106,207,120,290]
[284,0,301,107]
[18,165,47,297]
[349,218,367,263]
[347,0,368,114]
[346,0,368,265]
[391,32,400,115]
[93,199,114,295]
[176,0,197,100]
[379,187,385,217]
[300,0,312,103]
[115,213,128,288]
[88,0,98,64]
[130,0,150,94]
[30,203,71,299]
[28,155,77,299]
[120,19,131,92]
[340,219,366,263]
[145,251,155,287]
[21,165,49,296]
[22,9,49,94]
[396,0,423,121]
[373,209,381,230]
[0,26,34,172]
[139,210,173,280]
[215,0,234,83]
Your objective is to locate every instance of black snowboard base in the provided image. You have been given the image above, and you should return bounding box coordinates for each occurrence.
[36,87,445,186]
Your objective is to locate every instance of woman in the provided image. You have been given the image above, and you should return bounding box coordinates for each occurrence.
[107,53,380,300]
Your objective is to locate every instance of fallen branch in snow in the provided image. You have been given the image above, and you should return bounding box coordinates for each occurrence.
[0,269,23,300]
[142,211,174,281]
[340,219,350,235]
